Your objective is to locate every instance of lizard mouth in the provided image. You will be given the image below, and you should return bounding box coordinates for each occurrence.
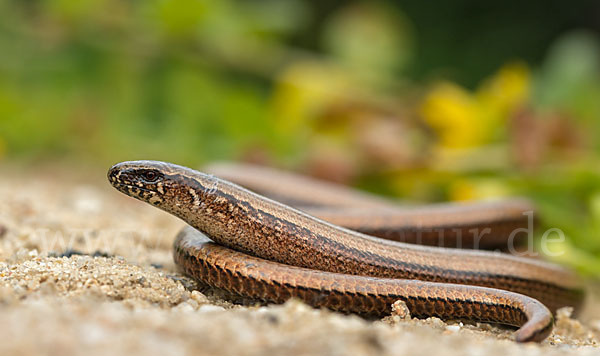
[113,182,157,196]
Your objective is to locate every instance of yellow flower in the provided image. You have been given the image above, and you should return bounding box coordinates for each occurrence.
[420,62,531,149]
[420,82,484,148]
[477,62,530,114]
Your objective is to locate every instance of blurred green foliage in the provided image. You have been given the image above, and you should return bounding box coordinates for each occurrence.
[0,0,311,163]
[1,0,600,274]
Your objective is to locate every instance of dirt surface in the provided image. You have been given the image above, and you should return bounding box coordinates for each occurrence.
[1,164,599,356]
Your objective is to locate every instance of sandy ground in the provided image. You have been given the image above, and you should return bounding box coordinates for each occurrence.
[1,163,600,356]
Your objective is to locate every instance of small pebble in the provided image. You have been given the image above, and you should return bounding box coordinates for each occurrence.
[390,300,411,320]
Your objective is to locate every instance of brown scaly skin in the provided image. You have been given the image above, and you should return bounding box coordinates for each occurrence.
[175,227,552,343]
[205,162,535,250]
[108,160,584,343]
[204,162,394,208]
[255,205,533,250]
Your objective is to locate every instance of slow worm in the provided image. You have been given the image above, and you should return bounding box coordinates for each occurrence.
[108,160,584,342]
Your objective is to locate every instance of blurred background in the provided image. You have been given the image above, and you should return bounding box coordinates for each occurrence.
[0,0,599,274]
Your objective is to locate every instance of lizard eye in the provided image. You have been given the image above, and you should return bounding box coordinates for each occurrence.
[143,170,159,182]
